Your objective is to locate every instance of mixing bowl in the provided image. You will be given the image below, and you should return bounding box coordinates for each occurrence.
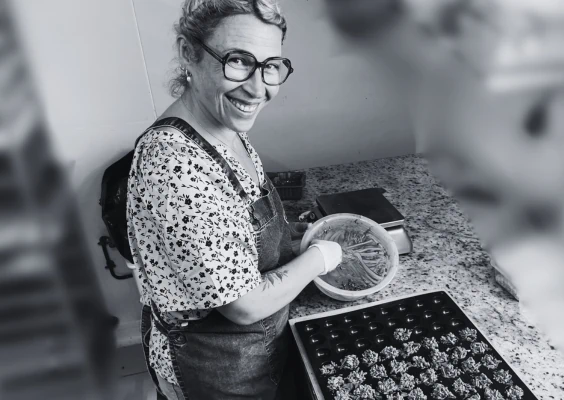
[300,213,399,301]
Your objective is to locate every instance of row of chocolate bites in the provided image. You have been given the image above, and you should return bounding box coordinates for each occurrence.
[318,328,525,400]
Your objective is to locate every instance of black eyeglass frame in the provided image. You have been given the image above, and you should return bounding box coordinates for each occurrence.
[193,37,294,86]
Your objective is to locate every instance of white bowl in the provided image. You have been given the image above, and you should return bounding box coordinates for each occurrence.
[300,213,399,301]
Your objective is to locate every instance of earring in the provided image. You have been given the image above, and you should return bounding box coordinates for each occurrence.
[182,67,192,83]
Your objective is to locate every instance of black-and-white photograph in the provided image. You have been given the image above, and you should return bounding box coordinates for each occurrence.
[0,0,563,399]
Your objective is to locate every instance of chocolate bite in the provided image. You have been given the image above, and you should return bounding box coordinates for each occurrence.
[340,354,360,370]
[320,361,338,376]
[394,327,413,342]
[361,349,379,366]
[459,327,478,342]
[431,383,456,399]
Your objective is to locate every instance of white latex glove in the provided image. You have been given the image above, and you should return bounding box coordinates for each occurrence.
[308,239,343,275]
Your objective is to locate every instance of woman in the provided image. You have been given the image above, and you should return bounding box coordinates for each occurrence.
[126,1,343,399]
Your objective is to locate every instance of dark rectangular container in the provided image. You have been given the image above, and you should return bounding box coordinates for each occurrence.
[267,171,306,200]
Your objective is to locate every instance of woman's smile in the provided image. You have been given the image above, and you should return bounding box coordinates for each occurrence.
[225,95,262,115]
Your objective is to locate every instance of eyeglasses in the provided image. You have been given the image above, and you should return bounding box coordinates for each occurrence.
[193,38,294,86]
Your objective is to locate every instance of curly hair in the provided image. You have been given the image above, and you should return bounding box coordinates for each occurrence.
[169,0,287,97]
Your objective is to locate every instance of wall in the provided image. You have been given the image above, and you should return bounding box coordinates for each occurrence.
[133,0,415,170]
[10,0,156,337]
[11,0,414,336]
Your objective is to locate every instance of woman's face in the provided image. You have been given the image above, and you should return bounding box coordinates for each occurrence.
[187,14,283,133]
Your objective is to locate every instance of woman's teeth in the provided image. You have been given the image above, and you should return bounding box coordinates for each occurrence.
[228,97,259,113]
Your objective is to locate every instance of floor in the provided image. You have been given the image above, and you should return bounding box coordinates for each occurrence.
[115,371,156,400]
[114,342,158,400]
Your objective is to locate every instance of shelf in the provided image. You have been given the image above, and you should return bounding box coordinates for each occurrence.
[0,217,47,253]
[0,309,68,338]
[0,251,55,282]
[0,290,60,313]
[0,101,41,152]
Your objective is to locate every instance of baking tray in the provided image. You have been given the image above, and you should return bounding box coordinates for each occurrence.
[289,290,537,400]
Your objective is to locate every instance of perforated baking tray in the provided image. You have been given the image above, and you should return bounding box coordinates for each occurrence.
[289,290,537,400]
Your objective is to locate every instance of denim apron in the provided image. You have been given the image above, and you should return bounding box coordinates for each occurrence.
[138,118,295,400]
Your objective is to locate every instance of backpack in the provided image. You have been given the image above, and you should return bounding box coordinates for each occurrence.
[100,148,136,264]
[98,119,162,268]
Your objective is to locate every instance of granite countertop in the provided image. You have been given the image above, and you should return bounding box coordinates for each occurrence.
[283,154,564,400]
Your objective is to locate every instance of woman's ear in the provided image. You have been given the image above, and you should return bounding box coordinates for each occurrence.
[177,34,195,73]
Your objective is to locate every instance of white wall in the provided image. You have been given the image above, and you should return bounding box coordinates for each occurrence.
[11,0,414,334]
[249,0,415,170]
[133,0,415,170]
[11,0,156,332]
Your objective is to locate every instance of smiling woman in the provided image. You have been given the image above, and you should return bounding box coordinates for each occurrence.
[169,0,289,135]
[126,1,343,399]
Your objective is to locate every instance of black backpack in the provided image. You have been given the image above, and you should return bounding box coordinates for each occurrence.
[99,148,136,264]
[98,119,161,272]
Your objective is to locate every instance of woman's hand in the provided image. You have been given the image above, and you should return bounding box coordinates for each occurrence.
[308,239,343,275]
[289,222,312,240]
[290,222,313,256]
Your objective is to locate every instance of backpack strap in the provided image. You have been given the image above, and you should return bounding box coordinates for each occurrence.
[136,117,250,204]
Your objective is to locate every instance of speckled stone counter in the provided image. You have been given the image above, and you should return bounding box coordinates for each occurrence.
[283,154,564,400]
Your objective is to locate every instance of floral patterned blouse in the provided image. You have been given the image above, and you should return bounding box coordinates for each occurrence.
[127,126,266,385]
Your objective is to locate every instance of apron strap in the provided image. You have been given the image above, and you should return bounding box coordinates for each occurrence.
[247,185,277,230]
[147,117,251,205]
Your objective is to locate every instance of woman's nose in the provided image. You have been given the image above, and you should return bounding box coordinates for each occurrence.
[243,68,267,98]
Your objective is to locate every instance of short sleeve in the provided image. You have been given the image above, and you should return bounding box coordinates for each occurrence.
[136,135,261,310]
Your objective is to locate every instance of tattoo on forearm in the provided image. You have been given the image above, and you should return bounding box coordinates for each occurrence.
[262,269,289,291]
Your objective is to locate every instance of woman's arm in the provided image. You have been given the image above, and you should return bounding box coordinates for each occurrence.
[217,246,325,325]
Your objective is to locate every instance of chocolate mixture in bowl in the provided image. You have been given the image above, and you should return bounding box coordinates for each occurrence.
[312,224,391,291]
